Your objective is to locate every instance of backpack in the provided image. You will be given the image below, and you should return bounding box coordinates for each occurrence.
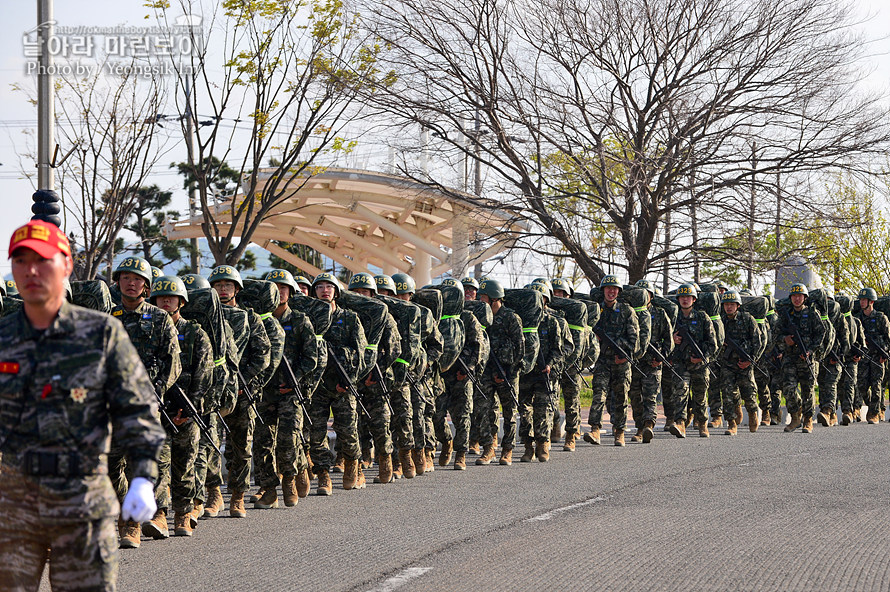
[433,285,466,372]
[239,279,280,315]
[337,291,388,377]
[288,293,333,335]
[179,288,235,414]
[740,295,769,359]
[504,288,544,375]
[71,280,114,313]
[619,286,651,359]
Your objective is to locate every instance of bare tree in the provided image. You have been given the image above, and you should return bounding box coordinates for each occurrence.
[360,0,890,285]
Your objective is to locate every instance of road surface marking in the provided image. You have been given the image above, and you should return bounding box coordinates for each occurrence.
[367,567,434,592]
[525,496,606,522]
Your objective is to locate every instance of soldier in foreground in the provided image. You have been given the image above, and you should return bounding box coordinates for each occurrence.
[630,279,672,443]
[0,219,165,591]
[718,290,763,435]
[852,287,890,423]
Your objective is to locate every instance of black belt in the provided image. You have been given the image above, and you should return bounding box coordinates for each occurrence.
[23,450,82,477]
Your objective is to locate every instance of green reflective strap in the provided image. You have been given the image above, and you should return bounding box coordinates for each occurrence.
[755,318,765,324]
[710,315,720,321]
[395,358,410,365]
[634,306,647,312]
[214,357,226,367]
[844,311,852,317]
[522,327,538,333]
[568,324,586,331]
[315,334,324,341]
[441,314,460,320]
[480,325,487,330]
[767,311,777,317]
[821,315,828,321]
[365,343,378,350]
[259,312,272,320]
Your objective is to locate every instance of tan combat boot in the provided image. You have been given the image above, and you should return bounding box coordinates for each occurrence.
[355,463,367,489]
[425,448,436,473]
[119,519,141,549]
[669,421,686,438]
[468,440,480,455]
[391,452,403,480]
[614,430,625,447]
[412,449,426,476]
[801,416,813,433]
[582,428,601,445]
[476,443,496,465]
[331,452,345,473]
[439,440,454,466]
[563,432,576,452]
[709,415,722,429]
[203,486,223,518]
[254,487,279,509]
[499,447,513,465]
[829,410,838,426]
[399,448,416,479]
[725,419,737,436]
[297,469,312,498]
[697,419,710,438]
[841,411,854,426]
[454,451,466,470]
[536,440,551,462]
[249,488,266,503]
[520,440,535,462]
[316,470,332,496]
[343,459,359,490]
[229,491,247,518]
[867,413,879,424]
[748,410,759,433]
[735,404,744,425]
[282,474,299,506]
[551,417,563,442]
[816,410,830,427]
[663,419,674,433]
[642,421,655,444]
[374,454,393,484]
[785,411,802,432]
[761,409,771,426]
[142,509,169,539]
[190,500,204,522]
[360,448,373,470]
[173,512,193,537]
[630,428,643,443]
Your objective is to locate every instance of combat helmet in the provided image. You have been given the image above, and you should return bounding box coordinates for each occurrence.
[859,287,878,302]
[208,265,243,290]
[112,256,152,284]
[150,275,189,304]
[264,269,299,293]
[391,273,416,295]
[182,274,211,292]
[551,277,573,297]
[312,272,342,298]
[676,283,698,299]
[721,290,742,305]
[348,272,377,294]
[461,276,480,291]
[374,274,397,295]
[478,278,505,300]
[599,275,622,291]
[789,283,809,298]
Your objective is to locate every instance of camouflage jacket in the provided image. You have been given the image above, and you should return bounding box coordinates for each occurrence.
[360,312,401,392]
[774,305,826,358]
[595,301,639,362]
[672,309,717,364]
[642,305,673,365]
[379,296,422,387]
[253,309,284,390]
[322,305,368,391]
[270,306,318,392]
[111,300,181,397]
[719,310,762,363]
[173,317,214,416]
[416,304,444,377]
[852,307,890,356]
[485,305,524,381]
[223,305,271,393]
[454,310,484,376]
[846,313,866,363]
[536,310,570,376]
[0,302,165,523]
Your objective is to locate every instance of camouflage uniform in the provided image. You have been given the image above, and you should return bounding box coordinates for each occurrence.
[413,305,443,452]
[719,309,763,421]
[222,306,271,494]
[774,306,825,420]
[840,313,864,414]
[436,310,484,452]
[589,302,639,433]
[308,306,367,471]
[381,296,422,452]
[818,305,850,415]
[255,306,317,491]
[157,318,213,518]
[475,305,524,449]
[0,302,165,591]
[358,312,401,457]
[108,301,181,505]
[852,307,890,417]
[557,322,587,439]
[670,309,718,424]
[630,305,673,429]
[519,310,570,444]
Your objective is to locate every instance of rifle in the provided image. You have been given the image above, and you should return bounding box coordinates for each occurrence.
[490,353,520,408]
[279,355,312,427]
[166,384,222,455]
[152,384,179,435]
[826,345,856,384]
[593,322,646,376]
[675,322,720,381]
[779,309,817,381]
[570,359,593,389]
[723,334,771,379]
[371,363,395,415]
[234,367,267,427]
[325,343,371,419]
[457,357,491,402]
[405,369,436,406]
[646,343,683,381]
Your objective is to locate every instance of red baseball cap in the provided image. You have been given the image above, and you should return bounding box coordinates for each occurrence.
[8,220,71,259]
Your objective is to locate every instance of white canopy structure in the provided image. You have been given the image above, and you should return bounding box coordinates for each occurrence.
[164,167,528,284]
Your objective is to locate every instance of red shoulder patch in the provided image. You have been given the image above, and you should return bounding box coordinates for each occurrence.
[0,362,20,374]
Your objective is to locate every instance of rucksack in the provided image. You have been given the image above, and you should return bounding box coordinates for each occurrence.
[433,285,466,372]
[504,288,544,376]
[239,279,280,315]
[71,280,114,313]
[337,291,388,377]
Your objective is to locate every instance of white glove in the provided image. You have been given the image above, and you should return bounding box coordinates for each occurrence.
[121,477,157,523]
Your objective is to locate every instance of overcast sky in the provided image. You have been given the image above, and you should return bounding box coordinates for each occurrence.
[0,0,888,280]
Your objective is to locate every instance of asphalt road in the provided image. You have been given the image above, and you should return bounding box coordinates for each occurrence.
[93,419,890,591]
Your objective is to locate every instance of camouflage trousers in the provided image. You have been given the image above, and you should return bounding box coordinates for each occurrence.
[769,366,784,419]
[719,361,758,418]
[410,377,432,451]
[254,390,307,490]
[661,372,675,424]
[707,361,723,418]
[390,383,414,450]
[194,414,223,502]
[781,356,818,418]
[755,362,772,411]
[518,371,556,444]
[857,357,885,417]
[817,360,842,412]
[670,360,709,423]
[309,386,359,472]
[424,373,441,450]
[0,511,117,592]
[224,393,256,493]
[357,384,393,456]
[434,371,472,452]
[473,373,519,449]
[629,365,661,428]
[558,370,583,436]
[588,358,631,432]
[156,421,199,515]
[838,361,859,413]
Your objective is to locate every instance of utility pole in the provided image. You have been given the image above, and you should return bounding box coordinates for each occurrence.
[37,0,55,190]
[184,77,199,273]
[472,109,483,279]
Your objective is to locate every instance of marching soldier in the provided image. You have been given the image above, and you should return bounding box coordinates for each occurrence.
[630,279,672,443]
[840,294,865,424]
[209,265,271,517]
[149,276,214,536]
[852,287,890,423]
[718,290,763,434]
[669,284,718,438]
[109,256,181,547]
[461,276,479,301]
[774,284,825,433]
[584,275,639,447]
[817,294,850,427]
